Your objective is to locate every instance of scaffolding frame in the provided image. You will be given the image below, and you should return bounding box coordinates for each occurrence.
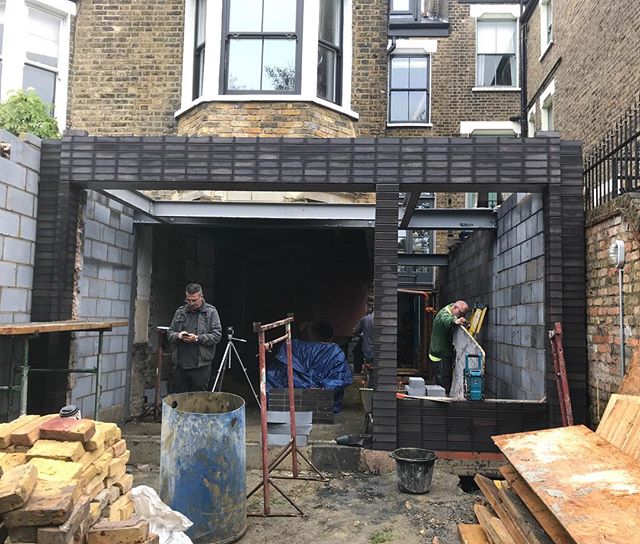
[0,320,127,419]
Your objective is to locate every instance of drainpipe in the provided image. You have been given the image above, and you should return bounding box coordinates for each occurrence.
[388,36,397,55]
[519,0,528,137]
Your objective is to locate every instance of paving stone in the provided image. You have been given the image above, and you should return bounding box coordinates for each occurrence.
[87,516,149,544]
[37,495,91,544]
[3,480,80,528]
[39,418,97,443]
[11,415,58,446]
[26,440,85,463]
[27,458,83,483]
[0,463,37,513]
[0,416,39,448]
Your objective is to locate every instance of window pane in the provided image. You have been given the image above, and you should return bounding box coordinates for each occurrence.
[23,65,56,106]
[26,8,60,68]
[227,39,262,90]
[409,91,428,121]
[477,21,496,54]
[229,0,262,32]
[409,57,428,89]
[390,91,409,122]
[262,39,296,91]
[263,0,296,32]
[317,45,337,102]
[495,21,516,54]
[391,57,409,88]
[195,0,206,46]
[477,54,515,86]
[391,0,411,12]
[319,0,341,45]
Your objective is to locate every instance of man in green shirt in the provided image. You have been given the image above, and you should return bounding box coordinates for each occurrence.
[428,300,469,394]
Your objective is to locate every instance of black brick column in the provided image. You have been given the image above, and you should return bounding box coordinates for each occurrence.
[372,183,399,451]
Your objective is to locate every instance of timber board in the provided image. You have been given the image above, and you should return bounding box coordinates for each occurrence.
[596,394,640,461]
[0,320,128,336]
[494,425,640,544]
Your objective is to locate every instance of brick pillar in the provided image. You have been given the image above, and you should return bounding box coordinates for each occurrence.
[372,184,399,451]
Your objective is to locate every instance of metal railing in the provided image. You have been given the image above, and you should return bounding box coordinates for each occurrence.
[584,96,640,210]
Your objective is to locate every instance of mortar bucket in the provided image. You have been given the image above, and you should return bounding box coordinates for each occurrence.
[389,448,437,494]
[160,392,246,543]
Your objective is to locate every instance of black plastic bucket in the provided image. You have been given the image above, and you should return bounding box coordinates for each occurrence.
[389,448,437,494]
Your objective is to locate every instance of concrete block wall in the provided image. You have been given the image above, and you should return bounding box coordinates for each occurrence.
[442,193,546,400]
[73,191,135,421]
[0,131,41,324]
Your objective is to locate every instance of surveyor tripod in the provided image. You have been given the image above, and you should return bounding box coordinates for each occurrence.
[211,326,260,407]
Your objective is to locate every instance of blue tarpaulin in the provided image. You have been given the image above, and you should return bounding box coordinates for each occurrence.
[267,340,353,413]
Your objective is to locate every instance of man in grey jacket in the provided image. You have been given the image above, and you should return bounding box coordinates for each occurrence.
[167,283,222,393]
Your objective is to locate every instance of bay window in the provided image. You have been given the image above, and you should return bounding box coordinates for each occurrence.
[223,0,301,93]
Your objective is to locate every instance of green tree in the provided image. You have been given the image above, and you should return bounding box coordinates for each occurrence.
[0,90,60,139]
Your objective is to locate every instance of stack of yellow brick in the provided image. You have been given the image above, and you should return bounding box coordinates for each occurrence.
[0,415,156,544]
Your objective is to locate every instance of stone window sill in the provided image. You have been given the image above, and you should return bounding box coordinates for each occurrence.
[175,95,360,121]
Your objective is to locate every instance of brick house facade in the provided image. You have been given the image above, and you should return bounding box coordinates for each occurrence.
[524,0,640,424]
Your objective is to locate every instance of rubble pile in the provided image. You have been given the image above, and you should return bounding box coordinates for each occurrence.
[0,415,155,544]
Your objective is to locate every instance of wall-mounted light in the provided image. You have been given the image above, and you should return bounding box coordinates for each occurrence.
[608,239,626,377]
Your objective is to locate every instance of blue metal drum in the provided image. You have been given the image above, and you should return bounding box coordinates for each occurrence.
[160,392,246,543]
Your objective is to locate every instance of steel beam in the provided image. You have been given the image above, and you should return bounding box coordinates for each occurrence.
[399,191,422,229]
[398,254,449,266]
[101,190,155,216]
[407,208,496,229]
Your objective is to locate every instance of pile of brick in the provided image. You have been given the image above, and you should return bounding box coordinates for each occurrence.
[0,415,155,544]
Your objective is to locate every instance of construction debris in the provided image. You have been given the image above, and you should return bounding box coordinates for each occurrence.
[461,393,640,543]
[0,414,153,544]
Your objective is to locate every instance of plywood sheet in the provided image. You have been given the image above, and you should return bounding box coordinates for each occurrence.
[494,425,640,544]
[0,320,128,336]
[595,394,640,462]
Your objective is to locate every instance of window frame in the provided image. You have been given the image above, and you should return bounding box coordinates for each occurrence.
[475,17,518,89]
[317,0,343,104]
[388,52,431,125]
[539,0,553,57]
[192,0,206,100]
[539,80,555,131]
[220,0,305,95]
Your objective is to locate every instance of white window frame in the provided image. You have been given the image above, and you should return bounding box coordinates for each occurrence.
[178,0,357,120]
[470,5,520,92]
[539,80,555,131]
[539,0,553,59]
[0,0,75,131]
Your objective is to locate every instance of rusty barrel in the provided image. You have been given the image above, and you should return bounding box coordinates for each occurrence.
[160,392,246,543]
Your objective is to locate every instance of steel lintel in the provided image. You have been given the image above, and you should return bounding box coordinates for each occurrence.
[102,190,496,230]
[406,208,496,230]
[398,254,450,266]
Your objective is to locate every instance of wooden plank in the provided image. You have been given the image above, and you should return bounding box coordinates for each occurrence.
[497,481,554,544]
[474,503,516,544]
[0,320,128,336]
[494,426,640,544]
[459,524,491,544]
[474,474,528,544]
[619,358,640,396]
[499,465,574,544]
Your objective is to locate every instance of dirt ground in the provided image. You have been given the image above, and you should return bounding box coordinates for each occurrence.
[129,464,480,544]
